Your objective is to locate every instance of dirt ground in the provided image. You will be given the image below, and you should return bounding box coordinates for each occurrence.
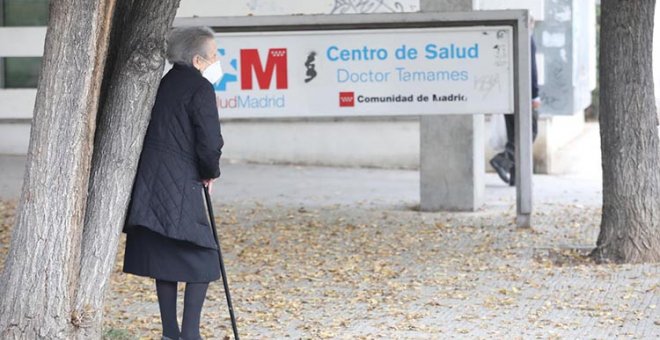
[3,199,657,339]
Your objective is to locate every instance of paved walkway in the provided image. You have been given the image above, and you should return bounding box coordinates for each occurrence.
[0,124,603,209]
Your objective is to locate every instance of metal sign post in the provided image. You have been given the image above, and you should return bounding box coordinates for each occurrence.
[514,14,532,228]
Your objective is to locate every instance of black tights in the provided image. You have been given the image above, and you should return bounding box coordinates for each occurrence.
[156,280,209,340]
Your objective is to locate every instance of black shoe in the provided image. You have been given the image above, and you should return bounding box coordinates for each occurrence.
[490,153,511,184]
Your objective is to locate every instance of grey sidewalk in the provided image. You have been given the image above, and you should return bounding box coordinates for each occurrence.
[0,156,602,210]
[0,124,602,210]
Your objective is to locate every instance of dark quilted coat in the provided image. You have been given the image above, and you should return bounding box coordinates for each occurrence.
[124,63,224,249]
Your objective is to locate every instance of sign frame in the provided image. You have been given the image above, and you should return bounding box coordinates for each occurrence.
[176,10,533,227]
[199,26,515,118]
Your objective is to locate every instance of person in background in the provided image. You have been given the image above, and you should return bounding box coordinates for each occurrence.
[490,16,541,186]
[122,26,225,340]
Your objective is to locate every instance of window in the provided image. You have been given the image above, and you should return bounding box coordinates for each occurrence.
[1,0,50,27]
[0,0,48,88]
[2,57,42,88]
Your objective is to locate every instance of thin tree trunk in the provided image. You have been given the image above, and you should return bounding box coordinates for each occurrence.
[0,0,116,338]
[593,0,660,263]
[72,0,181,338]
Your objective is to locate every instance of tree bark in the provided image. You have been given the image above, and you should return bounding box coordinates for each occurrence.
[0,0,116,338]
[594,0,660,263]
[71,0,180,338]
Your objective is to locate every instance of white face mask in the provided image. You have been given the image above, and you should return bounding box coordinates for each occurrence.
[202,60,223,85]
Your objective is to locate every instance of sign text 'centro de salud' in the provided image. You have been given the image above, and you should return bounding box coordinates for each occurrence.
[211,27,514,118]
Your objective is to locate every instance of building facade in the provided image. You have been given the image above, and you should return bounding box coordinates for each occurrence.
[0,0,599,173]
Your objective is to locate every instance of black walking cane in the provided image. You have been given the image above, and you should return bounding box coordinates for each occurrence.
[203,185,240,340]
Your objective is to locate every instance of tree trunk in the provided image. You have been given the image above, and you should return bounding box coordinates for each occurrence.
[0,0,116,338]
[72,0,180,338]
[593,0,660,263]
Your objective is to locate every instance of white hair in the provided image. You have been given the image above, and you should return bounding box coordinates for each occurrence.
[166,26,215,66]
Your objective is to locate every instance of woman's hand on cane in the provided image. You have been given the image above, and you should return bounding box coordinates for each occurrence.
[202,179,214,194]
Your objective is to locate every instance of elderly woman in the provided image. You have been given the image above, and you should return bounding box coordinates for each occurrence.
[123,26,224,340]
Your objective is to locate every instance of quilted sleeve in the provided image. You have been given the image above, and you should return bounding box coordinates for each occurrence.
[189,82,224,179]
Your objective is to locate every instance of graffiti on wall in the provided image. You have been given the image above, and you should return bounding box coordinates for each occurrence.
[331,0,408,14]
[178,0,419,19]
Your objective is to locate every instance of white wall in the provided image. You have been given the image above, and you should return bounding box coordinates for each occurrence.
[0,28,44,155]
[177,0,420,17]
[0,124,31,155]
[222,120,420,168]
[0,90,35,120]
[474,0,544,20]
[0,27,46,57]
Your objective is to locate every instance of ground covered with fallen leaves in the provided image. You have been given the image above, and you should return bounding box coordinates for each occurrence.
[0,200,658,339]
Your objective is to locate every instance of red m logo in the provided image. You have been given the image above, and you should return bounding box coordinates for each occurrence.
[240,48,288,90]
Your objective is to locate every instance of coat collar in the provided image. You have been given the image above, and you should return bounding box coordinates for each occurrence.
[173,63,202,76]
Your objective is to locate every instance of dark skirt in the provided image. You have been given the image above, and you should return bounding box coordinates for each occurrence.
[123,226,221,283]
